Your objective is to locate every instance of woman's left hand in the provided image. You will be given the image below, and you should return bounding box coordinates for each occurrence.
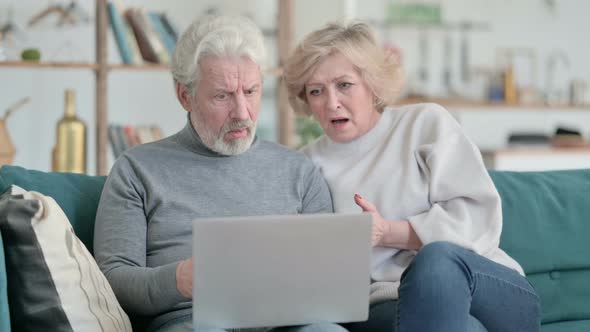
[354,194,392,246]
[354,194,423,250]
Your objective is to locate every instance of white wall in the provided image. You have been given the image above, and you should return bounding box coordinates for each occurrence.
[353,0,589,100]
[2,0,590,173]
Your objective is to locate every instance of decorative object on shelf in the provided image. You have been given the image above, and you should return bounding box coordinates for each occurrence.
[551,126,590,148]
[503,64,517,105]
[52,89,87,174]
[487,72,505,102]
[0,6,25,42]
[20,47,41,61]
[497,48,539,105]
[0,5,27,61]
[0,97,30,165]
[387,2,442,25]
[507,132,551,147]
[570,79,587,106]
[544,49,570,106]
[28,1,90,28]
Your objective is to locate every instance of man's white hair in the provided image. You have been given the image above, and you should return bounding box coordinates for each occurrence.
[171,15,267,92]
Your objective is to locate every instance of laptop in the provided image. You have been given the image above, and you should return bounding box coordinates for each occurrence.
[192,212,372,330]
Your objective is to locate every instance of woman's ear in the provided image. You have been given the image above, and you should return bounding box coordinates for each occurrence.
[176,82,192,112]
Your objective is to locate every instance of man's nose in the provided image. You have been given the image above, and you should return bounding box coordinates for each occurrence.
[230,93,249,120]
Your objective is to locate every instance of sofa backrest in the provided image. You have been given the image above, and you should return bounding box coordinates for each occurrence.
[0,165,106,254]
[2,165,590,329]
[491,170,590,327]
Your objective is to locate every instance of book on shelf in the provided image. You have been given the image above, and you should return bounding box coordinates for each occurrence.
[108,124,163,158]
[125,8,171,64]
[148,12,176,56]
[107,0,143,65]
[159,13,179,42]
[107,1,178,65]
[107,124,125,158]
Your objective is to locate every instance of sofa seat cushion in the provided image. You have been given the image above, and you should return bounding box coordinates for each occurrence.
[541,319,590,332]
[0,185,132,331]
[529,270,590,327]
[0,165,106,253]
[490,169,590,326]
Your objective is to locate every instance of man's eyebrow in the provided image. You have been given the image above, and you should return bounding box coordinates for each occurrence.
[244,83,261,90]
[212,88,231,93]
[210,83,230,90]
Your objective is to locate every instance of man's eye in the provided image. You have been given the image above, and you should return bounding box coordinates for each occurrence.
[215,93,229,100]
[245,89,256,96]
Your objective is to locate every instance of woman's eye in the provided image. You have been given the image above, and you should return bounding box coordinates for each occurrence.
[308,88,321,96]
[339,82,352,89]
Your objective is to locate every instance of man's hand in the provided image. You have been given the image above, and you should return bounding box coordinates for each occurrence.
[354,194,392,247]
[176,259,193,298]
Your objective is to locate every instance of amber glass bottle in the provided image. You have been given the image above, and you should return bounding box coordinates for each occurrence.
[52,89,87,173]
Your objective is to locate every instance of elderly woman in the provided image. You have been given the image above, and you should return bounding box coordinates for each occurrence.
[284,22,541,332]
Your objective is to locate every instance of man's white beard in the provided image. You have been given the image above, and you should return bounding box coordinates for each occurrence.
[192,112,256,156]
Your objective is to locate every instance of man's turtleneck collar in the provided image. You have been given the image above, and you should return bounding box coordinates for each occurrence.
[174,114,258,157]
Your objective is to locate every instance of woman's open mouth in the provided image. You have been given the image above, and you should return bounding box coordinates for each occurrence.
[330,117,350,130]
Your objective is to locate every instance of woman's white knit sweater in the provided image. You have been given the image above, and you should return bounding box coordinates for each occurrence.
[302,103,523,303]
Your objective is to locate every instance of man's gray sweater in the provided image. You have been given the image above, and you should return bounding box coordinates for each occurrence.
[94,122,333,331]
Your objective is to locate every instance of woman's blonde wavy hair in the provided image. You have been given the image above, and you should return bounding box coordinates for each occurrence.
[283,21,404,115]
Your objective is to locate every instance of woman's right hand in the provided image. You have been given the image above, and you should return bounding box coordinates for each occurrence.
[176,258,193,298]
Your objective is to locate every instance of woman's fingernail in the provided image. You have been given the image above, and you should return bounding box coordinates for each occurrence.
[355,194,362,199]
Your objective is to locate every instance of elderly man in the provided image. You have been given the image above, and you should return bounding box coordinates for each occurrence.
[94,15,343,332]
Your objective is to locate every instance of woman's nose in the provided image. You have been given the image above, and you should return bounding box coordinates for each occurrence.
[326,88,341,111]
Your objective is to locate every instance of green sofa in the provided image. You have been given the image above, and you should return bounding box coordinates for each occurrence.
[1,165,589,331]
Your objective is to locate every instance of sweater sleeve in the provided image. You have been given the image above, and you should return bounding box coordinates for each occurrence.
[407,118,502,256]
[300,161,334,214]
[94,156,186,316]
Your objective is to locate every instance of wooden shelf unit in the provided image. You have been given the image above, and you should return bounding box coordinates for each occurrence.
[5,2,589,175]
[398,96,590,110]
[0,61,99,69]
[98,0,295,175]
[1,0,295,176]
[107,63,170,71]
[107,64,284,76]
[0,61,284,75]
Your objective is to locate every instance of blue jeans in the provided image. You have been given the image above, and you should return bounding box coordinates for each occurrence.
[343,241,541,332]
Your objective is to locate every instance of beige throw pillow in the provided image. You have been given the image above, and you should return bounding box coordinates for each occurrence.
[0,185,132,332]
